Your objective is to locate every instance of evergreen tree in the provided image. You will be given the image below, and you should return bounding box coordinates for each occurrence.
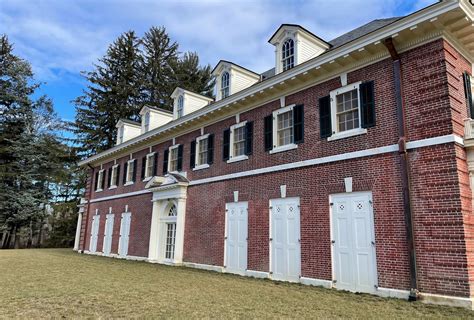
[172,52,214,98]
[73,31,143,156]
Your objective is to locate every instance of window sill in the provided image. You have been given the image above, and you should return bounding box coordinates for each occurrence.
[143,177,152,182]
[193,164,210,171]
[108,186,117,190]
[124,182,134,186]
[227,155,249,164]
[96,189,103,193]
[269,143,298,154]
[327,128,367,141]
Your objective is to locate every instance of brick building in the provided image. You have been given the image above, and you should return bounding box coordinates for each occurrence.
[75,0,474,308]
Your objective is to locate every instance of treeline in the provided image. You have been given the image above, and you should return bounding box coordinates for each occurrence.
[0,26,214,248]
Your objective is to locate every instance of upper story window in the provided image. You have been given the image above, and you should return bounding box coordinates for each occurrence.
[109,164,119,189]
[142,153,156,181]
[336,88,359,132]
[191,134,214,170]
[282,39,295,72]
[144,112,150,132]
[198,136,208,165]
[177,95,184,118]
[221,72,230,99]
[169,145,179,172]
[265,104,303,154]
[118,126,124,144]
[277,110,293,146]
[223,122,253,163]
[463,72,473,117]
[95,169,105,192]
[124,159,136,185]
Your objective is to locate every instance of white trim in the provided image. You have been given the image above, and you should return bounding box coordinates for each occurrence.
[227,155,249,163]
[228,121,248,161]
[272,104,296,150]
[168,144,180,172]
[269,143,298,154]
[125,159,135,184]
[376,287,410,299]
[109,164,119,189]
[329,81,362,137]
[300,277,333,288]
[183,262,224,273]
[195,134,211,167]
[419,292,474,310]
[193,163,210,171]
[89,134,462,203]
[327,128,367,141]
[246,270,269,279]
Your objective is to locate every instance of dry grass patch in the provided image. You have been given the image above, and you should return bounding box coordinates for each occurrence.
[0,249,473,319]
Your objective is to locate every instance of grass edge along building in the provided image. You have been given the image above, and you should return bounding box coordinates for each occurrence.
[75,0,474,309]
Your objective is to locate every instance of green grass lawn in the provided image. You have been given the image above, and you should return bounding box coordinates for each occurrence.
[0,249,473,319]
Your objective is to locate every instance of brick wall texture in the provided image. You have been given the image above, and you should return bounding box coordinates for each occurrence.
[78,39,474,298]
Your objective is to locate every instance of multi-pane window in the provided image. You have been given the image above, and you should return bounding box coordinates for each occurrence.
[126,160,135,183]
[177,95,184,118]
[118,126,124,144]
[277,110,294,146]
[197,137,208,165]
[233,126,246,157]
[282,39,295,71]
[144,112,150,132]
[110,165,118,187]
[169,147,179,172]
[145,153,155,179]
[221,72,230,99]
[165,205,177,260]
[336,89,359,132]
[96,170,104,191]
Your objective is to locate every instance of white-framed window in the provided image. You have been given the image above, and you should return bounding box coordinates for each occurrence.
[194,134,210,170]
[144,153,155,180]
[282,38,295,72]
[144,112,150,132]
[177,95,184,118]
[221,71,230,99]
[96,169,104,191]
[328,81,367,141]
[109,164,119,189]
[228,121,248,163]
[269,104,298,154]
[168,145,179,172]
[125,159,135,185]
[164,204,177,260]
[118,126,124,144]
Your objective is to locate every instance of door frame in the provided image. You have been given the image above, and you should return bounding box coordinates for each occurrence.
[224,201,248,275]
[118,212,131,257]
[89,214,99,253]
[329,191,377,293]
[269,197,301,282]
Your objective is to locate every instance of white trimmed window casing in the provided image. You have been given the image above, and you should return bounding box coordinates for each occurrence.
[118,126,124,144]
[168,145,179,172]
[282,38,295,72]
[328,81,367,141]
[227,121,248,163]
[221,71,230,99]
[96,169,105,192]
[270,104,298,154]
[109,164,119,189]
[144,112,150,133]
[177,96,184,118]
[164,204,177,261]
[125,159,135,185]
[144,152,155,180]
[194,134,210,170]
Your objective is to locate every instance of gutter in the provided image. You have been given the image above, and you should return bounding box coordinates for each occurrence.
[384,37,419,301]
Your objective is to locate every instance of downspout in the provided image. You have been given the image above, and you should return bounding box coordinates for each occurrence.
[384,38,419,301]
[80,164,95,253]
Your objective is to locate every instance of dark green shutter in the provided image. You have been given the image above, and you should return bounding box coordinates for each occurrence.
[293,104,304,144]
[141,156,146,180]
[116,164,120,186]
[132,160,137,182]
[245,121,253,155]
[107,167,112,188]
[177,145,183,171]
[360,81,376,128]
[223,129,230,161]
[152,153,158,176]
[463,72,473,117]
[123,162,128,184]
[207,134,214,164]
[163,149,169,175]
[264,115,273,151]
[190,140,196,168]
[319,95,332,138]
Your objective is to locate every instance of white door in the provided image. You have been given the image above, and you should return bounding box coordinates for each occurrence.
[331,192,377,293]
[225,202,248,275]
[118,212,131,257]
[270,197,301,282]
[103,214,114,256]
[89,215,99,253]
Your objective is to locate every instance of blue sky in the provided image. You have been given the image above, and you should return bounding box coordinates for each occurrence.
[1,0,436,124]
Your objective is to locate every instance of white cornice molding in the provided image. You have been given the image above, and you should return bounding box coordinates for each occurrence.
[79,0,464,167]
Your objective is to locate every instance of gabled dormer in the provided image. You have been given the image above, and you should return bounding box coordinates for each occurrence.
[170,87,214,120]
[139,106,173,134]
[211,60,260,101]
[269,24,331,75]
[115,119,141,145]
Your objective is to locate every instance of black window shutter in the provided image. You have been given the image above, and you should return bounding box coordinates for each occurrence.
[463,72,473,117]
[116,165,120,186]
[223,128,230,161]
[264,115,273,151]
[245,121,253,155]
[152,153,158,176]
[94,171,99,191]
[132,160,137,182]
[107,167,112,188]
[177,145,183,171]
[141,156,146,180]
[123,162,128,184]
[360,81,376,128]
[207,134,214,164]
[190,140,196,168]
[319,95,332,138]
[163,149,169,175]
[293,104,304,144]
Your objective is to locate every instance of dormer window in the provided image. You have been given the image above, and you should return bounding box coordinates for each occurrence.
[118,126,124,144]
[221,72,230,99]
[177,95,184,118]
[144,112,150,132]
[282,39,295,72]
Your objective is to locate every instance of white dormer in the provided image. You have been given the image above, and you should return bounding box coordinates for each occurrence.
[212,60,260,101]
[269,24,331,75]
[170,87,214,120]
[139,106,173,134]
[115,119,141,145]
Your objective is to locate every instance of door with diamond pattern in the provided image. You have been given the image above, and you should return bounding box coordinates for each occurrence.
[270,197,301,282]
[331,192,377,293]
[225,202,248,275]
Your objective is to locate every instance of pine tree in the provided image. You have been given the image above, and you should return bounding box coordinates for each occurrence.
[172,52,214,98]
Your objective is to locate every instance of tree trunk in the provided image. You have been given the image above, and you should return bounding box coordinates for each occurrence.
[13,225,20,249]
[2,225,15,249]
